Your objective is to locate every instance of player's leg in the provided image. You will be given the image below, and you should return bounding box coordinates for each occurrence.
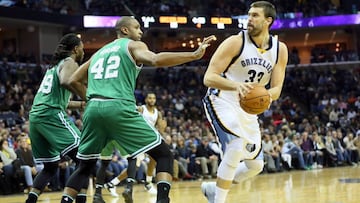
[233,159,264,184]
[27,113,80,203]
[105,168,127,189]
[60,101,109,203]
[122,157,137,203]
[144,156,157,194]
[93,159,111,203]
[147,141,173,203]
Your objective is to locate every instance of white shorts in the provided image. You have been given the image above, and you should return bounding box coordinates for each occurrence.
[203,93,262,160]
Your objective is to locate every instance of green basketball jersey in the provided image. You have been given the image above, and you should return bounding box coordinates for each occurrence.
[87,38,141,102]
[30,59,71,116]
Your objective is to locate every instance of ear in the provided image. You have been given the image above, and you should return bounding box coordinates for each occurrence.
[121,27,128,35]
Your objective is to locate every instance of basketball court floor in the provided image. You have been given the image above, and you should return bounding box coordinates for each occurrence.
[2,166,359,203]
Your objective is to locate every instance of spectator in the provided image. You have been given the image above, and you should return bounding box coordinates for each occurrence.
[15,136,44,193]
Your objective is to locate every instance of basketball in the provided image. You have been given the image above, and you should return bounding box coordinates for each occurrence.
[240,86,271,115]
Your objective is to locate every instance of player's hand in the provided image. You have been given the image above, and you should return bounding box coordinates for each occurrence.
[237,82,253,99]
[193,35,217,59]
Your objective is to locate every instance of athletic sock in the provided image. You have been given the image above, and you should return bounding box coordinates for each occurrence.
[214,186,228,203]
[110,177,121,186]
[75,194,86,203]
[95,184,103,195]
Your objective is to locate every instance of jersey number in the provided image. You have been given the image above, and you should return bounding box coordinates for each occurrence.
[90,56,120,79]
[38,75,53,94]
[245,69,264,83]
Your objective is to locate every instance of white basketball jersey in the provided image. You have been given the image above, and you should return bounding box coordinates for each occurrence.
[205,30,279,145]
[141,105,158,127]
[219,29,279,102]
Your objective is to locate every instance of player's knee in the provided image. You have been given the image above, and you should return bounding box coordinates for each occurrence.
[223,148,244,168]
[77,160,98,175]
[246,160,264,175]
[43,161,60,174]
[148,141,173,174]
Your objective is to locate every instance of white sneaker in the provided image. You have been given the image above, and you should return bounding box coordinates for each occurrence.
[201,182,216,203]
[144,183,157,195]
[105,182,119,197]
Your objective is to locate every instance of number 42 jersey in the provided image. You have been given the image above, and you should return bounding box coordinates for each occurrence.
[87,38,142,103]
[30,58,72,117]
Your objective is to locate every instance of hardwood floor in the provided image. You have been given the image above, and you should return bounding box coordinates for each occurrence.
[1,166,359,203]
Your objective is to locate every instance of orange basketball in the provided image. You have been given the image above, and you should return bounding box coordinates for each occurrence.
[240,86,271,115]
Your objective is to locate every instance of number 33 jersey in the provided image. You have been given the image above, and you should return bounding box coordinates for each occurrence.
[87,38,142,103]
[220,30,279,102]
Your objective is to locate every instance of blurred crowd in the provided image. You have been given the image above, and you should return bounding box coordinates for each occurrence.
[3,0,359,18]
[0,55,359,194]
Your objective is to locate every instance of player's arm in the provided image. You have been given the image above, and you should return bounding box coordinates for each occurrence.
[156,111,167,135]
[203,34,252,97]
[129,35,216,67]
[68,59,91,101]
[268,42,288,101]
[67,101,86,110]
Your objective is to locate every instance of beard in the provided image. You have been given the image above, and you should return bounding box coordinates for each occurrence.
[247,25,261,37]
[76,55,84,64]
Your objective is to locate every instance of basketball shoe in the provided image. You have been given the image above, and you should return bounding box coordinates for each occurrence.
[122,186,133,203]
[201,182,216,203]
[104,182,119,197]
[144,182,157,195]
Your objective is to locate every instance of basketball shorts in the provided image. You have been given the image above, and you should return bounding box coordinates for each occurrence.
[100,140,127,160]
[29,111,80,163]
[77,99,162,160]
[203,94,263,160]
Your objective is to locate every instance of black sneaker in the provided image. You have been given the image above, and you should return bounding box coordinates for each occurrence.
[122,187,133,203]
[93,194,105,203]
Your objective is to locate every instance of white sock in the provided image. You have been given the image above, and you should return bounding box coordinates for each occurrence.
[146,176,153,183]
[111,177,121,186]
[214,186,229,203]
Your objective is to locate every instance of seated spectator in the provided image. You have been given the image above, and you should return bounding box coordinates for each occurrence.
[262,133,280,172]
[195,136,218,178]
[324,133,338,167]
[331,130,351,165]
[15,136,44,193]
[281,134,307,170]
[343,132,359,165]
[188,144,201,178]
[300,131,316,169]
[175,136,193,180]
[312,132,325,168]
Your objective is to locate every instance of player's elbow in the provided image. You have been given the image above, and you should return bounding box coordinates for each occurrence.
[203,74,214,87]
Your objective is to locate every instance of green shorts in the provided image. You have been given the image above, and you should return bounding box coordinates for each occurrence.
[77,99,161,160]
[100,140,127,160]
[29,110,80,163]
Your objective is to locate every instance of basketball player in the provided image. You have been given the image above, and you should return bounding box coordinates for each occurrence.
[201,1,288,203]
[25,33,88,203]
[60,16,215,203]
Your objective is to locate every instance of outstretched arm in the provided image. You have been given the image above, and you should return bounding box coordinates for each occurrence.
[130,35,216,67]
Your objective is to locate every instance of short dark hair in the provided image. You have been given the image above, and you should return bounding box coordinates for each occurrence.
[250,1,276,27]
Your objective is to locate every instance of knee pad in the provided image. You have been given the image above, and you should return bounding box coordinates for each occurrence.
[43,162,60,174]
[233,160,264,184]
[148,141,173,175]
[217,142,244,180]
[245,159,264,174]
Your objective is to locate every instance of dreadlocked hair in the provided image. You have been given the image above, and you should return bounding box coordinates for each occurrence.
[50,33,81,68]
